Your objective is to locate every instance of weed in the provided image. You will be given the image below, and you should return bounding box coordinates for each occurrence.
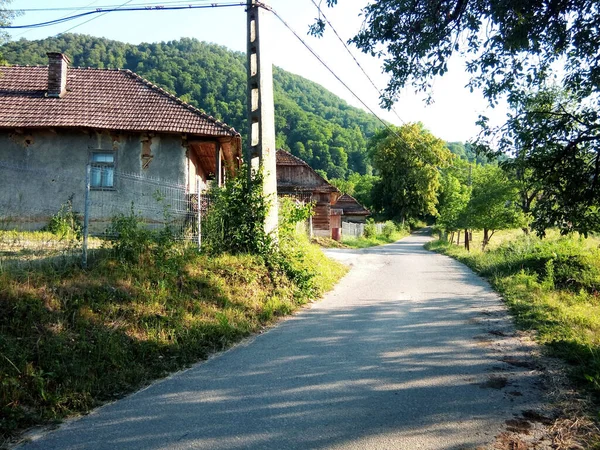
[44,196,82,241]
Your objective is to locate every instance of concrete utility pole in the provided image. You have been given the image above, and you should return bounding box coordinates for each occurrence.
[247,0,278,236]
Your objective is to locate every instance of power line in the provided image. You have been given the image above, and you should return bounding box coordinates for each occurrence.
[12,0,104,39]
[58,0,136,35]
[266,4,400,138]
[4,1,217,12]
[309,0,406,125]
[1,3,246,29]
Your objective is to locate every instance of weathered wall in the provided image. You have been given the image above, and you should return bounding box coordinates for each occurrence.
[0,129,187,230]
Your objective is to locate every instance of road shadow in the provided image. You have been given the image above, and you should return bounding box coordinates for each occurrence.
[22,230,543,450]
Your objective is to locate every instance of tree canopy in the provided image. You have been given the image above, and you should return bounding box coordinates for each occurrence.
[317,0,600,106]
[317,0,600,235]
[368,123,452,222]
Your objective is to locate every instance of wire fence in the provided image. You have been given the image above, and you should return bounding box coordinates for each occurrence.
[0,161,210,271]
[341,221,384,239]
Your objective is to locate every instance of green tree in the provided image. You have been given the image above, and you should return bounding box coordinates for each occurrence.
[481,87,600,236]
[315,0,600,108]
[369,123,451,223]
[437,171,470,237]
[0,0,19,63]
[464,165,524,250]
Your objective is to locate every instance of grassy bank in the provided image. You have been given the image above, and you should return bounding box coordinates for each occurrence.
[0,235,347,445]
[427,231,600,400]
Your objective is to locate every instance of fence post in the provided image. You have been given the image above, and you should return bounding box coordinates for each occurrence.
[197,178,202,250]
[82,164,91,268]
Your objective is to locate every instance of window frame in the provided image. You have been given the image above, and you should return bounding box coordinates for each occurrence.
[89,150,116,191]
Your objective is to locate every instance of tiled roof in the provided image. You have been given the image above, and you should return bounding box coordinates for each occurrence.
[276,149,340,194]
[276,149,311,166]
[0,65,238,137]
[335,193,371,215]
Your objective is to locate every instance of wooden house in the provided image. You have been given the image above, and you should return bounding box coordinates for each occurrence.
[276,149,341,238]
[335,193,371,223]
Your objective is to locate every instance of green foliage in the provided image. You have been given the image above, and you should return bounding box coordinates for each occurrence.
[363,219,377,239]
[1,34,381,179]
[437,171,470,233]
[202,167,272,256]
[480,87,600,236]
[44,197,82,241]
[427,233,600,398]
[465,165,525,249]
[369,123,452,222]
[278,197,314,237]
[317,0,600,109]
[0,0,19,63]
[382,221,396,239]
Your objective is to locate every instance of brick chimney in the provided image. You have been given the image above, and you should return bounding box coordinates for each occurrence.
[46,52,70,98]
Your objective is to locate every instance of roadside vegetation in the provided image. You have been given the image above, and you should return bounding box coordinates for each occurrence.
[427,230,600,401]
[342,220,412,249]
[0,169,347,445]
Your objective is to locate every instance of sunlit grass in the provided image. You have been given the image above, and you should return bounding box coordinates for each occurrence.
[0,237,346,444]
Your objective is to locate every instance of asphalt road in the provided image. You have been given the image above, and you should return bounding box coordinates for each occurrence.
[21,230,544,449]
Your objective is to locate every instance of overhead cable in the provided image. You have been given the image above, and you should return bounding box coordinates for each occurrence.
[267,5,400,137]
[1,2,246,29]
[309,0,405,124]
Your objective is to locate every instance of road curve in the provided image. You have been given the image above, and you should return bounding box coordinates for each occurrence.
[21,230,544,449]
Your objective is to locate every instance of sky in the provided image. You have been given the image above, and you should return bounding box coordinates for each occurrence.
[5,0,508,142]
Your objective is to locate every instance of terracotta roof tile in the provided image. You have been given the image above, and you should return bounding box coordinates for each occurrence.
[335,193,371,215]
[0,65,238,137]
[276,148,311,166]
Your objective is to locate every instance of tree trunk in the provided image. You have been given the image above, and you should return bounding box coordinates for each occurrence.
[482,228,489,251]
[464,228,470,252]
[449,232,455,243]
[456,230,461,246]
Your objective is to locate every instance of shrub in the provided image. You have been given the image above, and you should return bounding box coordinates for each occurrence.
[364,219,377,238]
[202,165,272,256]
[382,221,396,239]
[44,196,82,240]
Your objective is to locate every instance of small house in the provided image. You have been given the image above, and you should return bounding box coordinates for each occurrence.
[0,52,241,230]
[334,193,371,223]
[276,149,341,238]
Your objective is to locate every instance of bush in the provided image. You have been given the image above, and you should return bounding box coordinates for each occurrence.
[382,221,396,239]
[202,165,272,256]
[364,219,377,238]
[108,204,176,264]
[44,196,82,240]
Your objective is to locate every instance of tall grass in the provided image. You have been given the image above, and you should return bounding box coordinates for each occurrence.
[427,233,600,399]
[0,235,347,444]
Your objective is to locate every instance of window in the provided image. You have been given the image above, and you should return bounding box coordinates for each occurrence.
[90,152,115,189]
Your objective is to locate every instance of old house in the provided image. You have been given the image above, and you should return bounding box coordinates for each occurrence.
[335,193,371,223]
[0,52,241,230]
[276,149,341,238]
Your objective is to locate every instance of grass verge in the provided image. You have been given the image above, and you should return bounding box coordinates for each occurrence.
[426,232,600,402]
[0,235,347,445]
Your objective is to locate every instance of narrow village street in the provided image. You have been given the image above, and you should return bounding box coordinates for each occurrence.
[22,230,546,449]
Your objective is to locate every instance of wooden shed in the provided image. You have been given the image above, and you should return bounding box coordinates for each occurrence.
[334,193,371,223]
[276,149,341,238]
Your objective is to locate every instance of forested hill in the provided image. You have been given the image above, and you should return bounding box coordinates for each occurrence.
[1,34,382,178]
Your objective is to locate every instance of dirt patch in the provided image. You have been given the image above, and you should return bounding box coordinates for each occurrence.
[501,357,537,370]
[479,376,509,389]
[505,419,532,434]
